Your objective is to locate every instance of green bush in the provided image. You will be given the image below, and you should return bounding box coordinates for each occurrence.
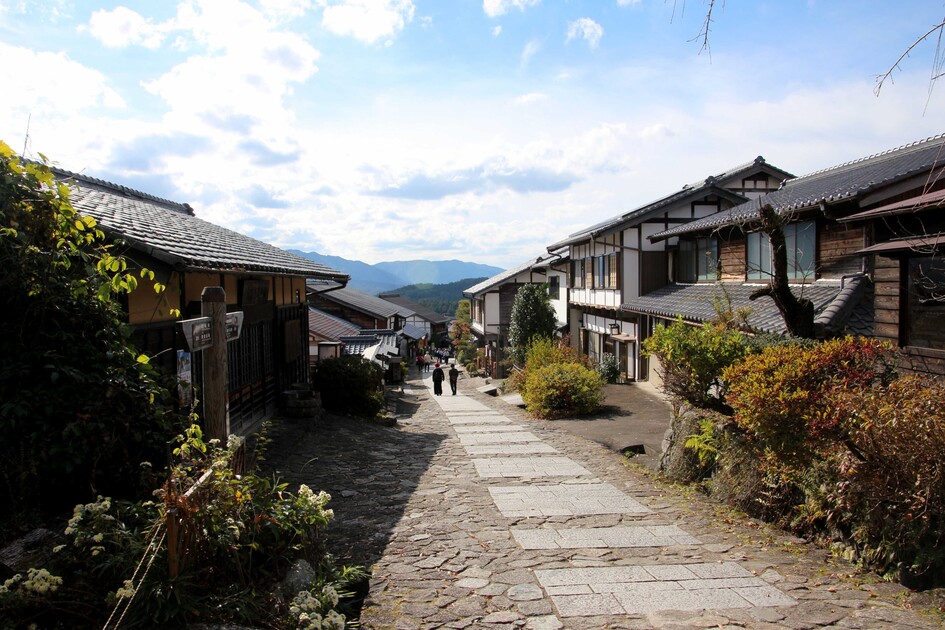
[312,356,385,419]
[597,352,620,384]
[828,375,945,584]
[0,425,362,628]
[508,337,591,396]
[522,362,604,419]
[642,317,750,410]
[0,142,182,530]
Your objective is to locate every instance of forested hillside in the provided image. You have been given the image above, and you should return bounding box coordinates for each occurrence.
[393,277,487,316]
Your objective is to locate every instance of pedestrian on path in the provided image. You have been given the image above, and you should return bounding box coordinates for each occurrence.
[448,364,459,395]
[423,352,432,372]
[431,362,444,396]
[416,354,424,373]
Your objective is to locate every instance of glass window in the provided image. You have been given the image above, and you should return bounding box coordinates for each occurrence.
[747,221,815,281]
[679,237,719,282]
[548,275,560,299]
[908,257,945,350]
[572,259,584,288]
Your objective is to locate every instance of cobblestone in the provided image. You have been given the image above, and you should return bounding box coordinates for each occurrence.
[264,372,943,629]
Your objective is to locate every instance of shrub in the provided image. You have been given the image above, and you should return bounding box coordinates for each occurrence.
[312,356,385,419]
[642,317,750,410]
[827,375,945,584]
[0,425,361,628]
[723,336,894,464]
[597,352,620,384]
[522,362,604,419]
[0,142,182,529]
[508,337,591,397]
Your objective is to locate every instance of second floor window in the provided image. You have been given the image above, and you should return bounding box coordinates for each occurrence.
[593,253,619,289]
[548,275,560,299]
[679,237,719,282]
[747,220,816,281]
[572,259,584,288]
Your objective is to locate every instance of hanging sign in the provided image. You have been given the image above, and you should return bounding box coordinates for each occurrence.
[179,316,212,352]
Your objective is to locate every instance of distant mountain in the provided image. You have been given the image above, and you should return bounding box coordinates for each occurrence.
[389,278,489,317]
[288,250,502,295]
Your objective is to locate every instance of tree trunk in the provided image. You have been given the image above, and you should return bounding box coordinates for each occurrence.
[748,204,815,338]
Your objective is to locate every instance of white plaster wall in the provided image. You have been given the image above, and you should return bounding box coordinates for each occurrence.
[485,292,501,334]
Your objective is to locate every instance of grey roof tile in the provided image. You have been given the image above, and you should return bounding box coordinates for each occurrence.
[55,167,349,281]
[378,293,450,323]
[652,134,945,241]
[464,254,552,295]
[308,285,413,319]
[547,157,794,249]
[308,307,361,341]
[622,280,869,337]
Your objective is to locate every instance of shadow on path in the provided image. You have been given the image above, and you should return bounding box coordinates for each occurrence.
[261,388,445,571]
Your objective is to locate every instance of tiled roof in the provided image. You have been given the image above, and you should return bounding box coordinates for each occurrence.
[463,254,553,295]
[378,293,450,323]
[547,157,793,249]
[308,284,414,319]
[55,167,349,281]
[308,307,361,341]
[652,134,945,241]
[621,279,870,337]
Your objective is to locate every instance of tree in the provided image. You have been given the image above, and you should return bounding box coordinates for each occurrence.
[451,299,477,365]
[747,204,815,338]
[507,283,557,366]
[0,141,181,527]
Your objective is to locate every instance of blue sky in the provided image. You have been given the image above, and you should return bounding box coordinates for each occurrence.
[2,1,943,269]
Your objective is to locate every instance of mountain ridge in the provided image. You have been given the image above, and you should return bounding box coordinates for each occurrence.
[288,250,502,295]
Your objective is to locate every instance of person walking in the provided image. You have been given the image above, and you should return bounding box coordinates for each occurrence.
[423,352,432,372]
[416,354,425,373]
[448,364,459,395]
[431,362,444,396]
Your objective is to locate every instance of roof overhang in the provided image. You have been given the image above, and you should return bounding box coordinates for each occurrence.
[840,188,945,223]
[856,234,945,255]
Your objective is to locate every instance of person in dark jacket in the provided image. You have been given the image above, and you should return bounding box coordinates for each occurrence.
[448,364,459,395]
[431,362,444,396]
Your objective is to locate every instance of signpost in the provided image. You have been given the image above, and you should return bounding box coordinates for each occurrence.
[177,289,244,443]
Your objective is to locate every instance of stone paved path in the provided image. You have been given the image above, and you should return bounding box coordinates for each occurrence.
[265,372,942,629]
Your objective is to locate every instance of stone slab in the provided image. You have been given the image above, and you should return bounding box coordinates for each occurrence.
[472,456,592,478]
[458,432,542,445]
[464,443,559,456]
[511,525,700,549]
[535,563,797,617]
[489,483,651,517]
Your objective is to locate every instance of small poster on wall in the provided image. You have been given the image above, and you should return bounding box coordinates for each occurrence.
[177,350,193,406]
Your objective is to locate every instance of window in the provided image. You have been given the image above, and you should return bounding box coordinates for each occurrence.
[591,253,619,289]
[747,220,815,281]
[572,259,584,288]
[907,257,945,350]
[548,275,560,300]
[679,237,719,282]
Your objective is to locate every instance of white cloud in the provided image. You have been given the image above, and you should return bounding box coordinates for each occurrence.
[639,123,674,139]
[317,0,415,44]
[520,39,540,69]
[617,0,641,5]
[513,92,547,105]
[84,6,168,49]
[483,0,540,19]
[259,0,313,20]
[566,17,603,49]
[492,25,502,37]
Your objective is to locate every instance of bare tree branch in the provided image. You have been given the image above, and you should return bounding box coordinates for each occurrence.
[875,16,945,99]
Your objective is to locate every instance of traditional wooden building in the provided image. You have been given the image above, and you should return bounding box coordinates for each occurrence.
[59,168,349,434]
[547,157,794,381]
[628,134,945,378]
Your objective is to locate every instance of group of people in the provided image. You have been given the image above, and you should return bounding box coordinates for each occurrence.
[431,361,459,396]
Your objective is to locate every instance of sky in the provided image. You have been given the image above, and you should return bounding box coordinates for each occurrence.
[1,1,944,270]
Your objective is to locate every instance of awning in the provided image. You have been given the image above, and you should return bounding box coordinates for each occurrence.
[842,188,945,222]
[857,234,945,254]
[609,333,636,342]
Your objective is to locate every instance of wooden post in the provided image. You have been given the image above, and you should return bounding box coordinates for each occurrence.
[201,287,229,442]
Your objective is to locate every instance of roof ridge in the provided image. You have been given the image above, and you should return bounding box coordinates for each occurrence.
[787,133,945,183]
[50,165,193,215]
